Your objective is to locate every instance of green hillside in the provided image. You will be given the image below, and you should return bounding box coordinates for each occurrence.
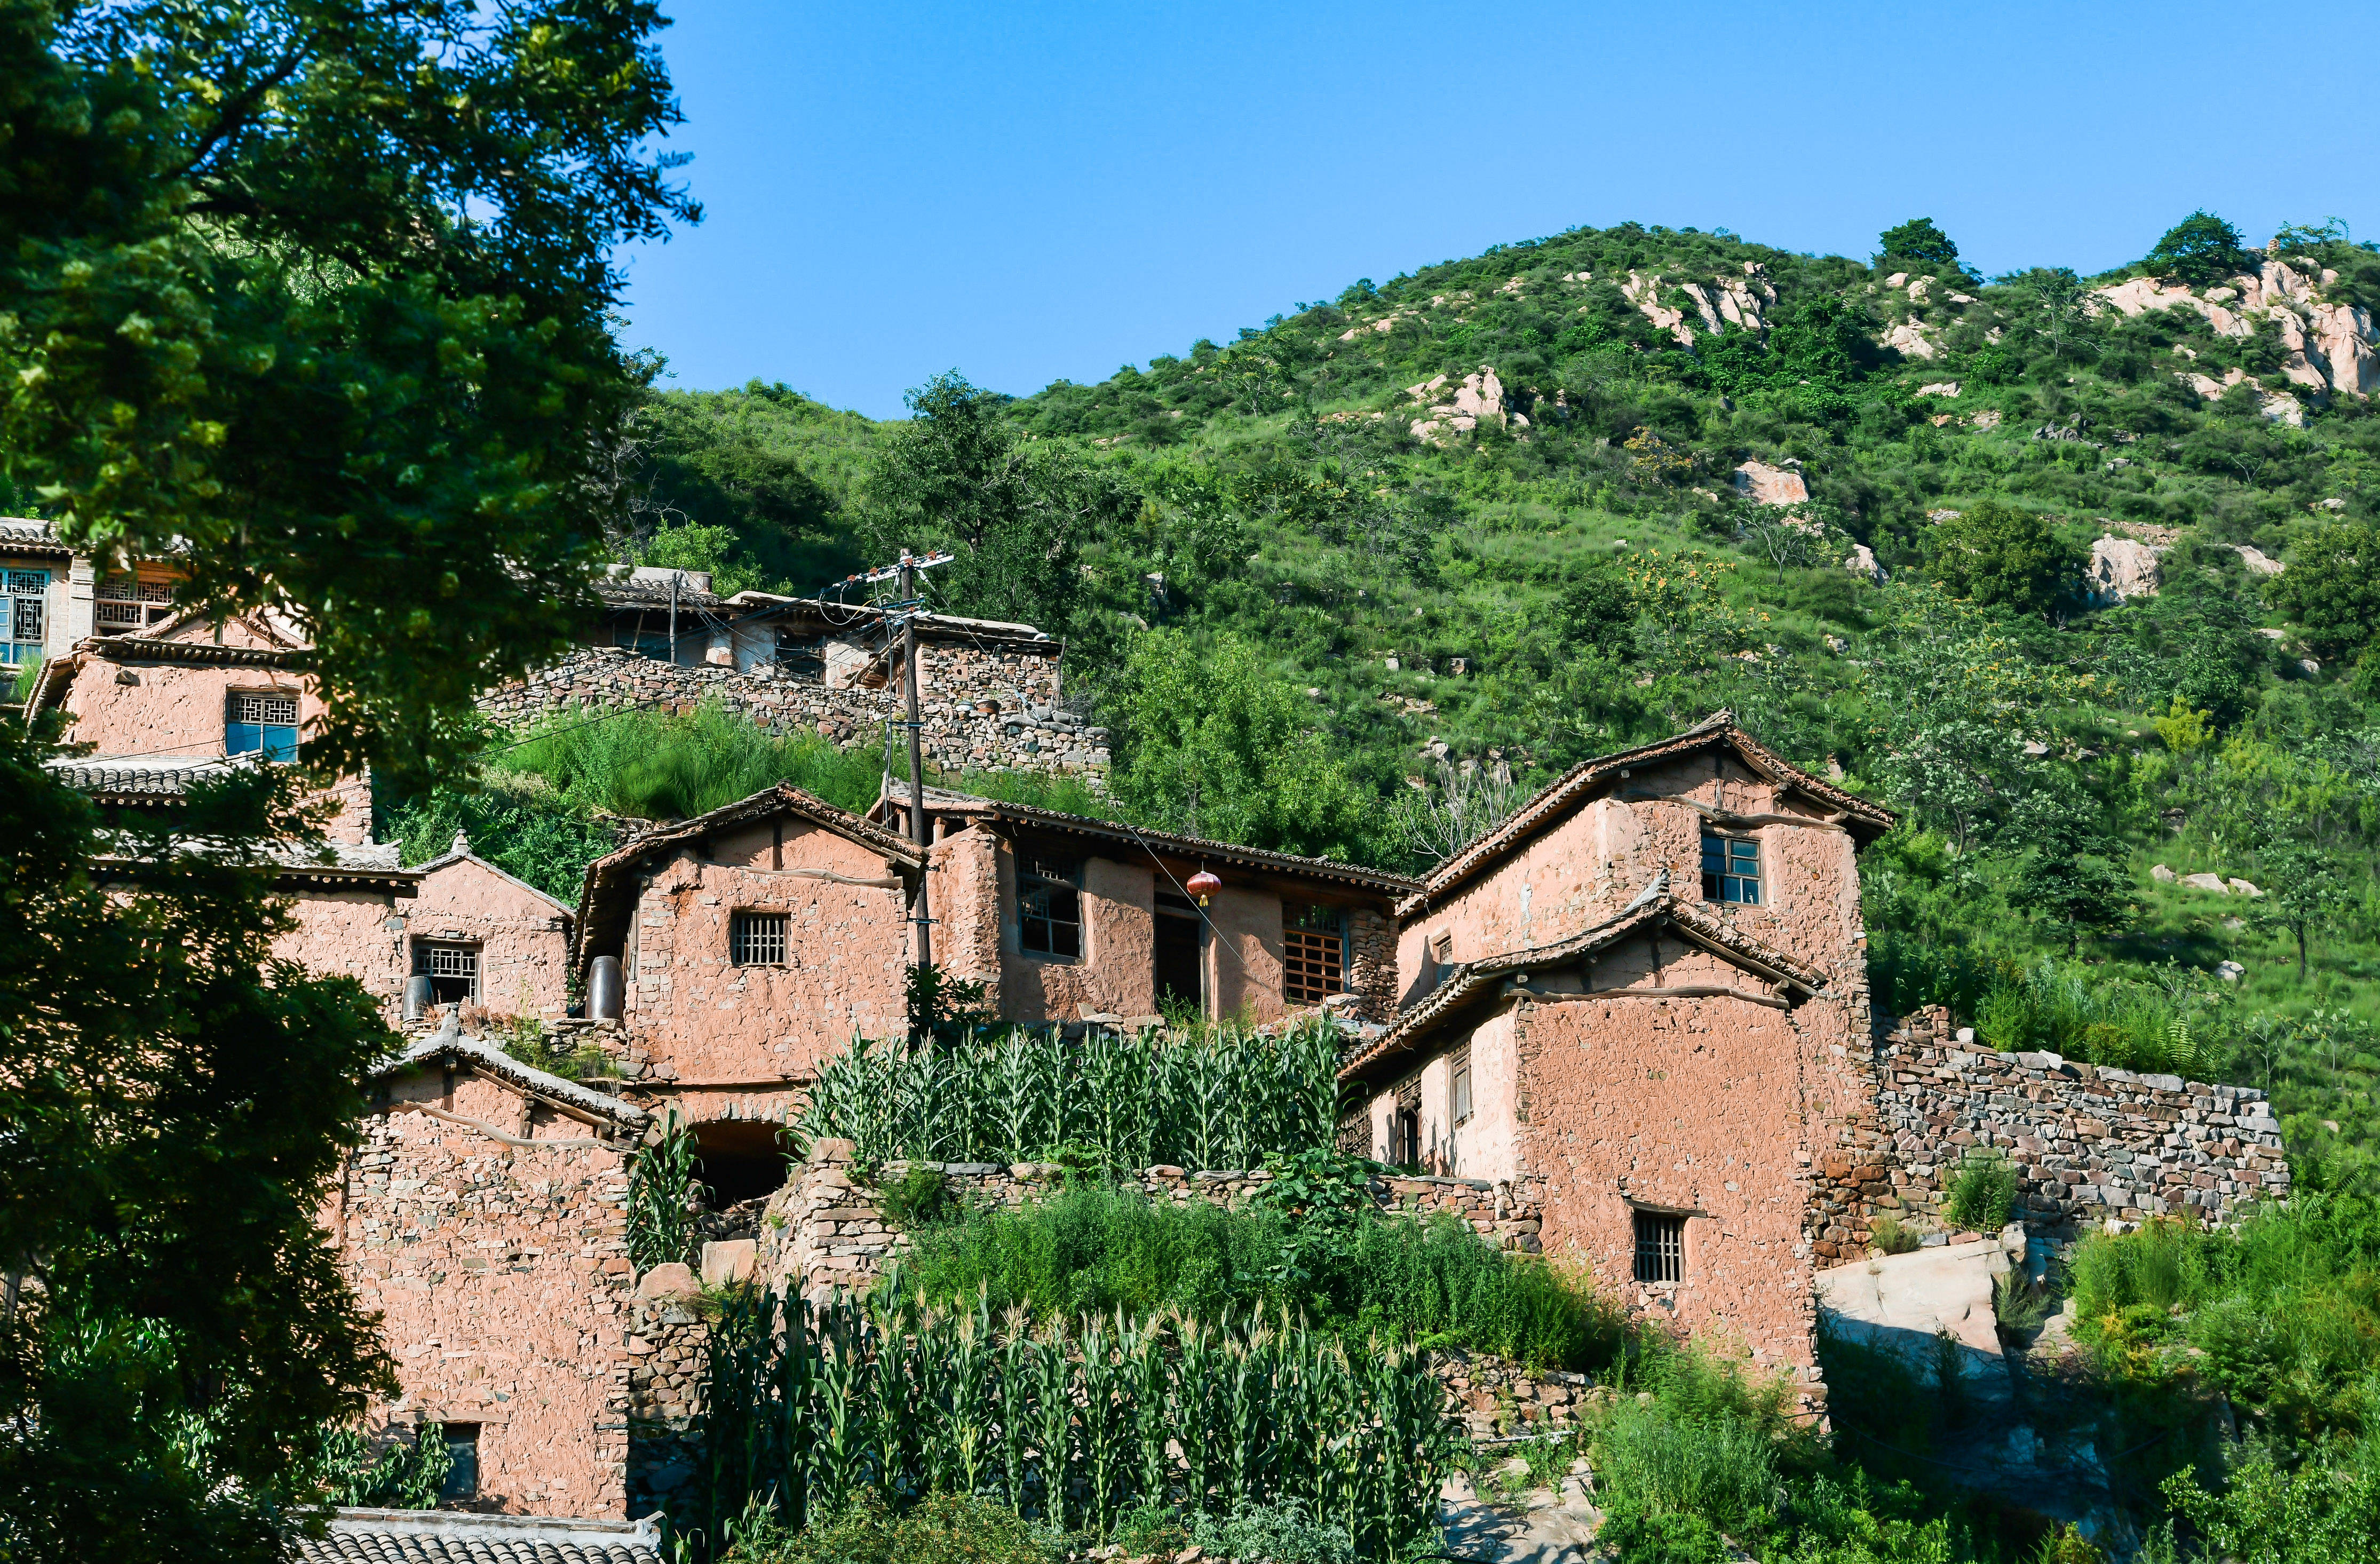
[469,213,2380,1188]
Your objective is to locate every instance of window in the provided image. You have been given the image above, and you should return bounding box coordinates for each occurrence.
[414,942,479,1005]
[1450,1050,1473,1125]
[732,911,788,966]
[439,1424,481,1503]
[225,691,300,760]
[1701,833,1762,905]
[1633,1210,1686,1284]
[774,630,827,679]
[2,569,45,666]
[1019,856,1082,959]
[94,574,174,630]
[1283,903,1346,1004]
[1394,1108,1421,1169]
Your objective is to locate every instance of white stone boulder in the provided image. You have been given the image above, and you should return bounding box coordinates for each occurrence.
[1817,1237,2014,1404]
[2234,545,2284,576]
[2179,872,2231,894]
[1845,543,1883,582]
[1884,321,1937,359]
[2152,863,2176,883]
[2088,536,2163,604]
[2226,878,2263,898]
[1916,382,1962,398]
[701,1239,757,1287]
[2215,960,2247,984]
[1733,459,1809,507]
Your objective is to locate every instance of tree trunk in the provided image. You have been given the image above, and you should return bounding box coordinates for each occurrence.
[2298,922,2309,981]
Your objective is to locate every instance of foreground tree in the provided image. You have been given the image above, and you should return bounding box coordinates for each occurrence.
[0,3,693,1557]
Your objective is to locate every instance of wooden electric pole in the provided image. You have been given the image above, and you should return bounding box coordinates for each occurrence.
[899,551,932,968]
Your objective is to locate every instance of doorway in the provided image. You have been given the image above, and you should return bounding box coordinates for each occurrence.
[1154,912,1203,1015]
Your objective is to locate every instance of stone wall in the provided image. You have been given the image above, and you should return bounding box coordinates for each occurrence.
[1828,1007,2290,1247]
[476,647,1108,788]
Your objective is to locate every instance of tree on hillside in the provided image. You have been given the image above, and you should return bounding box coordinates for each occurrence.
[1878,218,1959,268]
[2147,211,2254,287]
[1107,631,1374,861]
[2018,268,2100,361]
[0,4,692,1557]
[2265,522,2380,659]
[2004,780,2132,954]
[1554,557,1637,660]
[867,371,1132,633]
[1929,501,2080,616]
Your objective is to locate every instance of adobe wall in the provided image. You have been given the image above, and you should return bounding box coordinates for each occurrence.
[1849,1007,2290,1238]
[334,1070,640,1518]
[277,889,409,1006]
[1400,754,1863,981]
[620,822,911,1087]
[475,647,1108,789]
[1506,988,1832,1398]
[403,858,575,1020]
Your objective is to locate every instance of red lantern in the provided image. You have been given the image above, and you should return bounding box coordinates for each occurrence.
[1186,868,1221,906]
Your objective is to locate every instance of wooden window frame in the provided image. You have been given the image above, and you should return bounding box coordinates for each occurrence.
[1283,903,1346,1004]
[1018,854,1083,961]
[1700,831,1762,906]
[731,910,790,967]
[1633,1209,1686,1284]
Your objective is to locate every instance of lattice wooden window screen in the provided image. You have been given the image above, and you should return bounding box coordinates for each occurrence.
[1283,903,1345,1003]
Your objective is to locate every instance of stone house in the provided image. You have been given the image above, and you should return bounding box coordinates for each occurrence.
[1340,716,1894,1390]
[2,518,189,686]
[399,833,578,1022]
[331,1026,652,1520]
[873,782,1414,1029]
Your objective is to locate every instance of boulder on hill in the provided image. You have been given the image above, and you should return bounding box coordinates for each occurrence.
[2179,872,2231,894]
[1845,543,1883,582]
[2234,544,2284,576]
[2088,536,2163,604]
[1733,459,1808,507]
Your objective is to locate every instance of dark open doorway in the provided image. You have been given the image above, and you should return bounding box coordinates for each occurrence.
[1154,911,1202,1014]
[689,1118,794,1208]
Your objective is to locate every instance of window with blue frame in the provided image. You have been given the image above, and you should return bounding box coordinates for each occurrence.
[3,569,47,666]
[1701,832,1762,905]
[226,690,300,760]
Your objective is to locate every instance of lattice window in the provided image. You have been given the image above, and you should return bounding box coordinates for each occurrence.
[1019,856,1082,959]
[1283,902,1345,1004]
[1633,1210,1685,1284]
[96,575,174,628]
[732,911,788,966]
[1701,833,1762,906]
[226,690,300,760]
[414,941,479,1004]
[2,570,45,665]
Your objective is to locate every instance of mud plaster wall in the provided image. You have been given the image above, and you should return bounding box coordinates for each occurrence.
[277,889,409,1005]
[989,840,1161,1023]
[335,1067,638,1518]
[402,858,574,1019]
[477,645,1107,788]
[1509,987,1837,1396]
[621,824,912,1085]
[57,648,372,840]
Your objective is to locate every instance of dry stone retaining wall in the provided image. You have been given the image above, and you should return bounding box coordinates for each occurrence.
[477,647,1108,788]
[1823,1007,2289,1249]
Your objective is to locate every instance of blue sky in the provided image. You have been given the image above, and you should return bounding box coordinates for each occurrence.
[618,1,2380,420]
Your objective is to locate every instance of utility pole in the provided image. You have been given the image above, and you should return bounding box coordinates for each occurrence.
[829,549,955,975]
[668,569,679,664]
[899,551,932,968]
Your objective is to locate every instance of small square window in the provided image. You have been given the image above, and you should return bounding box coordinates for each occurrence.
[414,942,479,1005]
[226,691,300,761]
[732,911,788,966]
[1700,833,1761,905]
[1634,1210,1686,1284]
[1019,856,1082,960]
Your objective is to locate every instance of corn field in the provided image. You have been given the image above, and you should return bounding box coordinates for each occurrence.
[689,1284,1455,1560]
[793,1019,1342,1170]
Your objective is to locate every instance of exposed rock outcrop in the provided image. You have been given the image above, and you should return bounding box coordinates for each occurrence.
[1884,321,1937,360]
[2088,536,2163,604]
[1733,459,1809,506]
[2098,260,2379,400]
[1620,264,1773,346]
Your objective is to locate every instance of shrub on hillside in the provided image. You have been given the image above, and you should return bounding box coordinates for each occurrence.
[722,1489,1061,1564]
[1941,1151,2018,1233]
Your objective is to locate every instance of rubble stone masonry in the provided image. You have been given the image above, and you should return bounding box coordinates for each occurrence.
[476,647,1108,788]
[336,1078,639,1518]
[1811,1006,2289,1255]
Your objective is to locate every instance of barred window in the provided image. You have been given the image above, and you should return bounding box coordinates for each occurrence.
[1700,833,1762,906]
[1283,903,1345,1004]
[1019,856,1082,960]
[414,941,479,1004]
[1633,1210,1686,1284]
[226,690,300,760]
[732,911,789,966]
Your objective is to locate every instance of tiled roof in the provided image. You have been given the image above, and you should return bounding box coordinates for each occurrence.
[881,782,1421,896]
[386,1024,650,1133]
[288,1507,662,1563]
[1397,716,1895,919]
[44,753,242,797]
[0,516,69,556]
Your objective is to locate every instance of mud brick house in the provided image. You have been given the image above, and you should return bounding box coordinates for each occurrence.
[332,1026,652,1520]
[1340,716,1894,1390]
[26,613,583,1023]
[874,782,1413,1028]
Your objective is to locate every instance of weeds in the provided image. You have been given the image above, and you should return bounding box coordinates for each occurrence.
[1868,1213,1923,1255]
[1941,1151,2018,1233]
[629,1108,700,1273]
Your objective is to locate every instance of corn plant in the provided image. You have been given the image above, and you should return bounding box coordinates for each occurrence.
[628,1107,700,1273]
[794,1017,1345,1172]
[687,1284,1457,1560]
